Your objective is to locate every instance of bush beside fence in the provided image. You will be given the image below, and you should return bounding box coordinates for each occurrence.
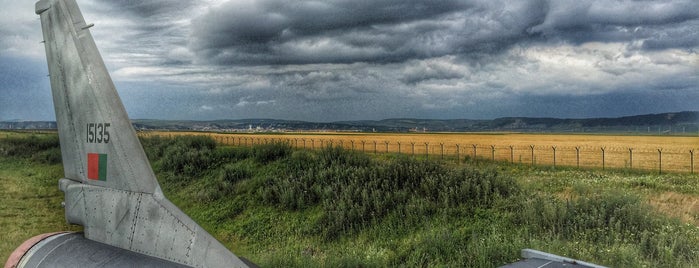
[138,132,697,174]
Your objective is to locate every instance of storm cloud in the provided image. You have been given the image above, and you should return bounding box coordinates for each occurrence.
[189,0,548,64]
[189,0,698,65]
[0,0,697,121]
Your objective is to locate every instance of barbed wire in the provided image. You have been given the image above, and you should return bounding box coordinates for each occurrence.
[137,132,697,174]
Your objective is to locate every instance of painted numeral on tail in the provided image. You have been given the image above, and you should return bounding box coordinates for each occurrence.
[87,123,111,143]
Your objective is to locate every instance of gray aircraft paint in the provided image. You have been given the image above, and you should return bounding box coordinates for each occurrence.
[17,233,191,267]
[34,0,248,266]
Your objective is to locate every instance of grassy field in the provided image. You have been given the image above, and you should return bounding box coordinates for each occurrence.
[144,131,699,173]
[1,131,698,267]
[0,133,81,261]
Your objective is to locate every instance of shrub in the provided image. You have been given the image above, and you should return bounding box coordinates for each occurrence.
[32,147,63,164]
[0,135,60,158]
[513,191,699,265]
[254,145,519,239]
[214,146,252,163]
[220,161,254,184]
[139,135,170,160]
[252,141,292,164]
[159,172,192,188]
[318,145,371,168]
[159,136,218,176]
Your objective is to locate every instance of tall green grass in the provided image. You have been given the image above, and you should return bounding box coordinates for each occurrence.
[0,133,81,262]
[0,134,62,164]
[1,133,697,267]
[143,136,698,267]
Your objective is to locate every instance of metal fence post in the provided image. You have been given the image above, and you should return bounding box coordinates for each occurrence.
[311,139,315,149]
[491,145,495,161]
[601,147,606,170]
[456,144,460,162]
[361,141,366,152]
[351,140,354,151]
[373,141,377,154]
[552,146,557,168]
[385,141,390,153]
[691,150,695,174]
[472,144,477,160]
[575,146,580,168]
[440,143,444,160]
[628,148,633,169]
[510,146,514,163]
[397,142,401,154]
[425,143,429,159]
[658,148,663,174]
[530,145,535,165]
[411,142,415,156]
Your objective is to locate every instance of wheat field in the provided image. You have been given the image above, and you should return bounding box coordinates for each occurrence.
[142,131,698,173]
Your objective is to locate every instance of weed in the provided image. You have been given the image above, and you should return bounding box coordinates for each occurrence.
[3,132,698,267]
[159,135,218,176]
[252,141,292,164]
[220,161,255,184]
[0,134,60,158]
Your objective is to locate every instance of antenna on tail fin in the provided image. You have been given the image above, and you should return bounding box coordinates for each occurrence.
[34,0,250,266]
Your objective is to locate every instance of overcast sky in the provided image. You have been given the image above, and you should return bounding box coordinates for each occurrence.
[1,0,697,122]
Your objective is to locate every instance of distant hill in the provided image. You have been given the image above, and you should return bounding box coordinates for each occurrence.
[0,121,56,130]
[2,111,697,134]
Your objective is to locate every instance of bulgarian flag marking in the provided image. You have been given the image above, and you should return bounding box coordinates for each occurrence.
[87,153,108,181]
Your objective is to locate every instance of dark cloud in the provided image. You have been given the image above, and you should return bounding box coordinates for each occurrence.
[532,0,698,31]
[1,0,697,122]
[641,20,699,50]
[400,57,466,84]
[79,0,197,69]
[529,0,699,47]
[93,0,193,18]
[190,0,548,64]
[193,0,469,44]
[188,0,699,65]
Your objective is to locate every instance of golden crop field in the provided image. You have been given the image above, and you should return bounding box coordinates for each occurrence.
[144,131,698,173]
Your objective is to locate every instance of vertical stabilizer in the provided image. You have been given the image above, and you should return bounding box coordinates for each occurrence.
[37,0,156,193]
[36,0,249,266]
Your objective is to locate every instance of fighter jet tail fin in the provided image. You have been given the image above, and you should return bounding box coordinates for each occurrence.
[36,0,157,193]
[36,1,249,266]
